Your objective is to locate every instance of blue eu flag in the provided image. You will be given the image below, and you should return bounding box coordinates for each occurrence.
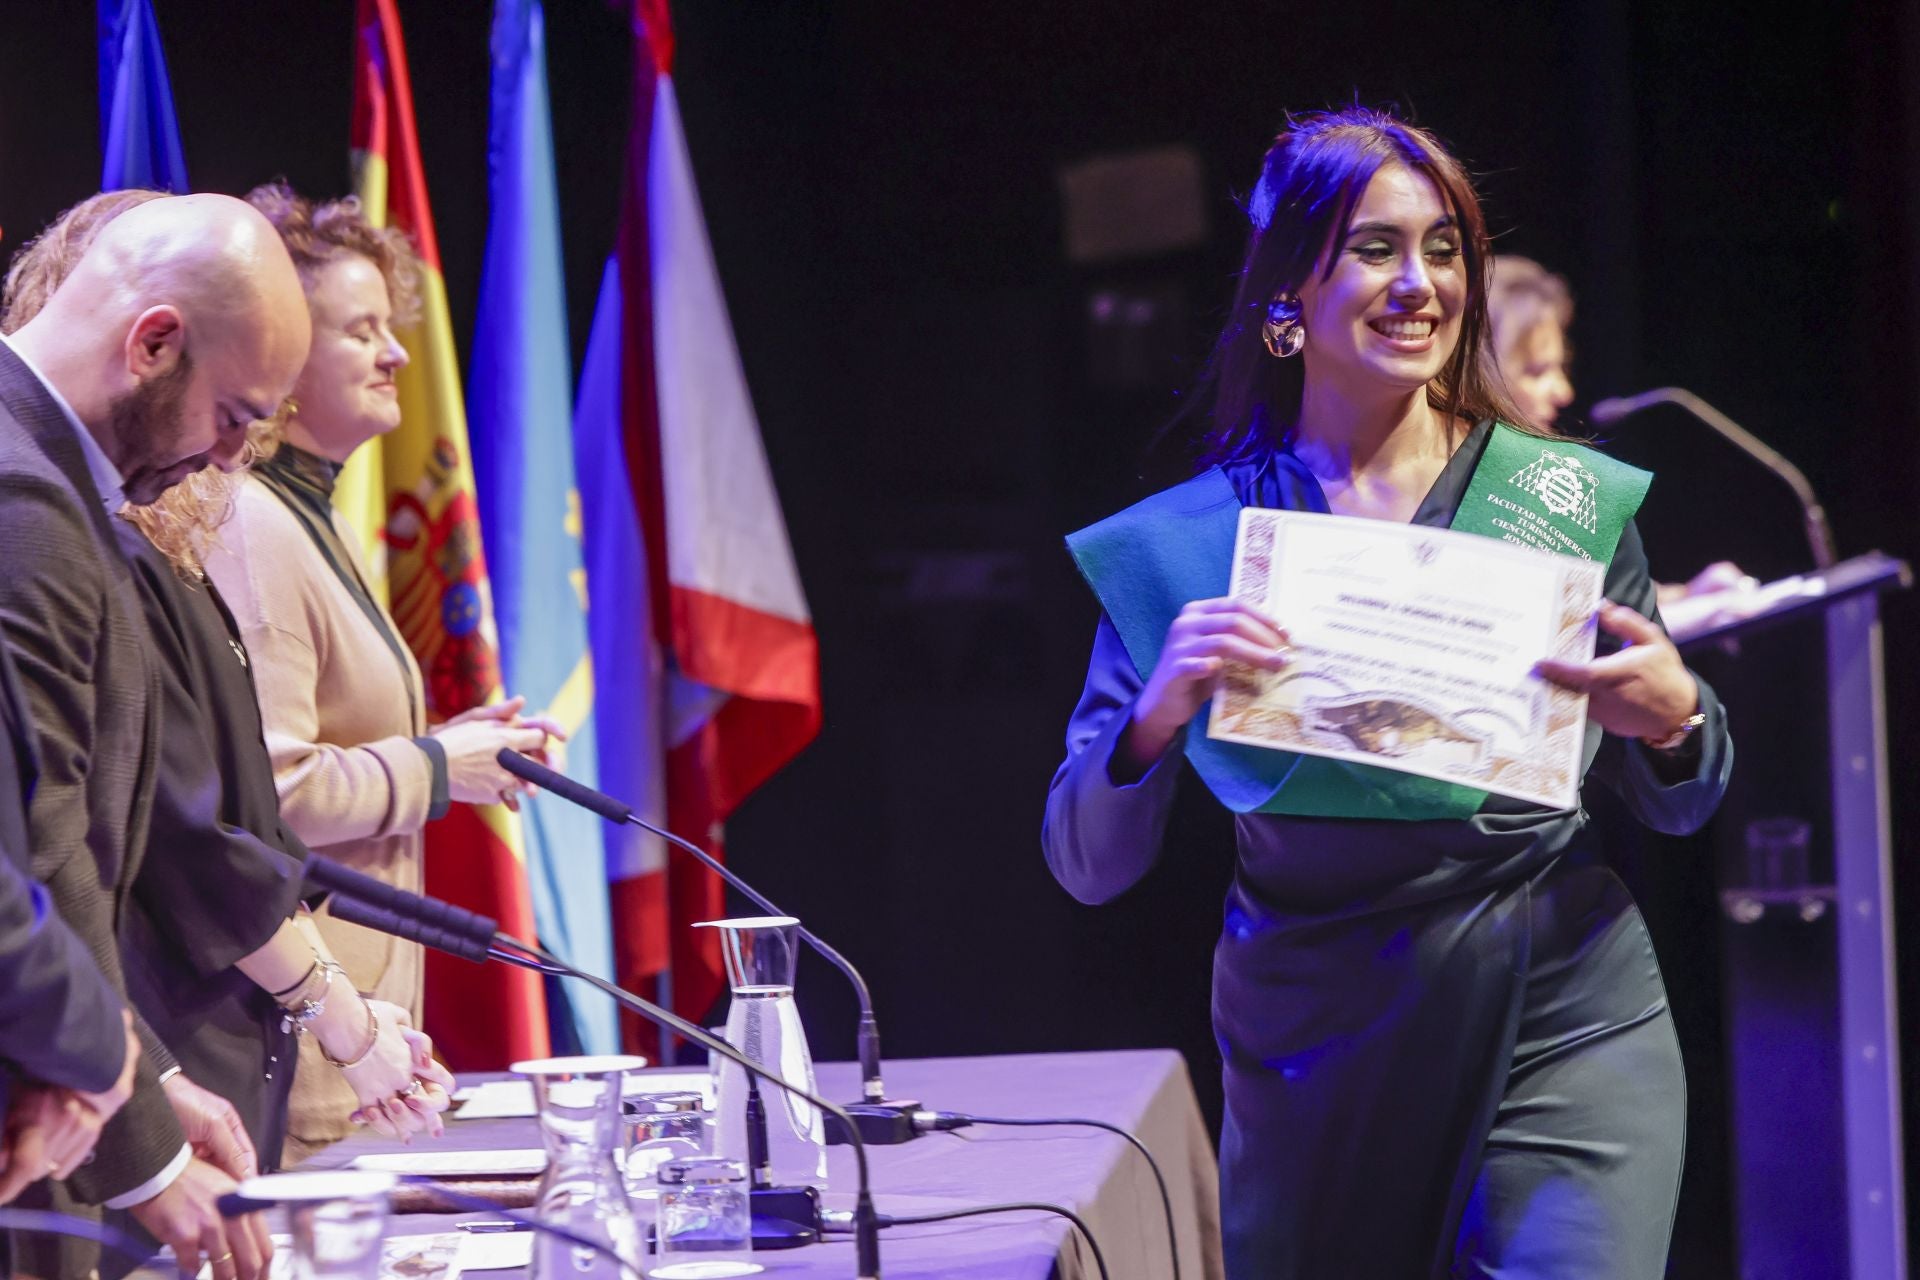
[470,0,618,1054]
[98,0,188,191]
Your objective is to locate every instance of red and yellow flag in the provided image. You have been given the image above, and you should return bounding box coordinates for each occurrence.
[347,0,549,1067]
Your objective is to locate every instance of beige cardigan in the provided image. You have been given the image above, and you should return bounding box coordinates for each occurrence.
[204,473,435,1158]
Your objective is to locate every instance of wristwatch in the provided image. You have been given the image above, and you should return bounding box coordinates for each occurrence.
[1642,710,1707,753]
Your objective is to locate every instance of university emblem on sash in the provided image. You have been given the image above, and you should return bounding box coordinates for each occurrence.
[1509,449,1600,534]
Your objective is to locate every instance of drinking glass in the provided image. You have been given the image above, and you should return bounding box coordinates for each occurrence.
[625,1090,711,1252]
[651,1156,760,1278]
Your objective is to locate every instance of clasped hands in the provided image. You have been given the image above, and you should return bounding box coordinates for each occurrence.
[0,1008,141,1203]
[1120,596,1700,773]
[0,1022,280,1279]
[428,694,568,811]
[339,998,456,1141]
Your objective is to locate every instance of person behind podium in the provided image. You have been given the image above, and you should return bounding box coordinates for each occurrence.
[1486,254,1759,639]
[201,184,554,1165]
[1043,107,1732,1278]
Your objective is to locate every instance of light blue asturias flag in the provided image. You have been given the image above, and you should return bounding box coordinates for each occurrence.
[98,0,188,191]
[470,0,617,1055]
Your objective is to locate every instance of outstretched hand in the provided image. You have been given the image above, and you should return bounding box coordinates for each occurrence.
[162,1072,257,1182]
[1534,601,1699,741]
[129,1155,272,1280]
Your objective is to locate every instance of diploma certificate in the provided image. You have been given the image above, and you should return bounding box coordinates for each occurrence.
[1207,509,1605,810]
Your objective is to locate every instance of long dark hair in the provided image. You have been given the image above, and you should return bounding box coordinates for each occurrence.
[1196,106,1543,465]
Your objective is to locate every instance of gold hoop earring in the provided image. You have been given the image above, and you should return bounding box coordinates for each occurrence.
[1262,294,1305,358]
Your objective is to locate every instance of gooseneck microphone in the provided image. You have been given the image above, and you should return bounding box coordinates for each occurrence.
[0,1210,150,1266]
[495,749,895,1120]
[1589,387,1837,569]
[305,856,496,963]
[301,859,884,1279]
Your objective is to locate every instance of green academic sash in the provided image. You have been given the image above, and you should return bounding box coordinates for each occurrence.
[1066,424,1652,820]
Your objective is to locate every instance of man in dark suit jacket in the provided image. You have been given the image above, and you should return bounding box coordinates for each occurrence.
[0,626,140,1205]
[0,193,310,1280]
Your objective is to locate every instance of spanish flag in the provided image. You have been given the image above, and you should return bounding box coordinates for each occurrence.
[346,0,549,1067]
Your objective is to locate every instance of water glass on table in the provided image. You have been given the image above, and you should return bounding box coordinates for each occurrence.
[650,1156,759,1278]
[623,1090,712,1245]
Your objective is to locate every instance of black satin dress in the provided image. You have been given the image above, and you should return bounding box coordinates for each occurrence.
[1043,424,1734,1279]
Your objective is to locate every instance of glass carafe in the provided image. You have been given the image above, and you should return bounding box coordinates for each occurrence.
[514,1054,648,1278]
[697,916,827,1186]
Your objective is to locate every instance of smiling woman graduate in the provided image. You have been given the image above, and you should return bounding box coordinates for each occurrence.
[1042,107,1732,1280]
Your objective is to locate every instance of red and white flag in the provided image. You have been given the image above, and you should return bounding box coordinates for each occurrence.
[575,0,820,1037]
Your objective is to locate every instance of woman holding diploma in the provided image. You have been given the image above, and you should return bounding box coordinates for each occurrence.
[1043,107,1732,1279]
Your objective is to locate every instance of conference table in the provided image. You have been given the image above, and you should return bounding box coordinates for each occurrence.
[286,1048,1224,1280]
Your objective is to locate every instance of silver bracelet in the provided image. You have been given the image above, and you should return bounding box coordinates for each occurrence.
[278,961,347,1036]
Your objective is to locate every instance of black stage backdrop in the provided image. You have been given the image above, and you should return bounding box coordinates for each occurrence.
[3,2,1917,1273]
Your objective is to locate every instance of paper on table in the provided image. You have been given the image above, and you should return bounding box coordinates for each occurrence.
[448,1080,537,1121]
[452,1070,714,1120]
[383,1232,464,1278]
[350,1148,547,1177]
[456,1230,536,1273]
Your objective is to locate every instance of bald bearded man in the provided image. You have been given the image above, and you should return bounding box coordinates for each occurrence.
[0,193,309,1280]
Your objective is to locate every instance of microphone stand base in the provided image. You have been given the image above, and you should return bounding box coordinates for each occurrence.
[749,1185,822,1250]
